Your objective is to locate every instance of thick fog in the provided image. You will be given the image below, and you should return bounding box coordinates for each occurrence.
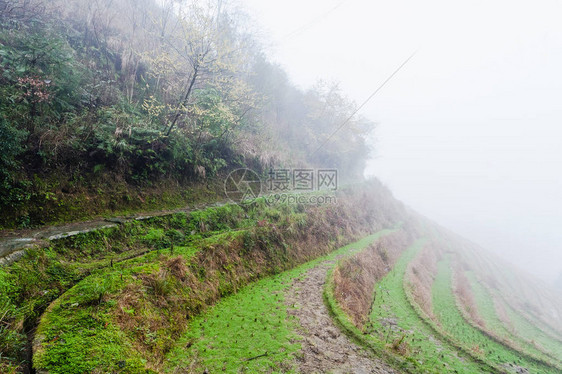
[241,0,562,284]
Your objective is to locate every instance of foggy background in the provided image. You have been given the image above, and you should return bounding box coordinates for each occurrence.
[240,0,562,284]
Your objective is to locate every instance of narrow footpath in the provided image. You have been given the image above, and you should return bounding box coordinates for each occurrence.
[285,260,398,374]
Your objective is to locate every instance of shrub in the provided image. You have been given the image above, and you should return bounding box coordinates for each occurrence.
[0,116,27,208]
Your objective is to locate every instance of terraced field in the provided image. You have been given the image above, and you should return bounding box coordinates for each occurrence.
[328,232,562,374]
[432,256,558,373]
[165,231,394,373]
[329,239,491,373]
[5,183,410,373]
[3,188,562,373]
[501,298,562,361]
[464,270,561,365]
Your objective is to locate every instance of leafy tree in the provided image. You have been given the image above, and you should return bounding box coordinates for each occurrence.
[0,0,377,228]
[0,26,84,122]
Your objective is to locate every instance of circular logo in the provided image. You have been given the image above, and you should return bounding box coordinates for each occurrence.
[224,168,262,203]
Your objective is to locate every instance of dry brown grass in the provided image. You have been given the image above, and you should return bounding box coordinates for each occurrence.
[470,344,484,356]
[333,231,411,329]
[390,334,411,356]
[406,243,439,320]
[454,263,486,328]
[494,296,516,334]
[166,256,188,280]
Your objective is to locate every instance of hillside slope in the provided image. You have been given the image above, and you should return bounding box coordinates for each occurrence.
[0,181,405,372]
[2,1,562,373]
[0,0,371,228]
[2,179,562,373]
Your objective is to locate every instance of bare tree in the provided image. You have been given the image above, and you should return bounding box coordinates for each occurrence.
[0,0,50,22]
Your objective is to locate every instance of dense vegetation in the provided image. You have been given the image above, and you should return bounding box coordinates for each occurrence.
[0,0,373,227]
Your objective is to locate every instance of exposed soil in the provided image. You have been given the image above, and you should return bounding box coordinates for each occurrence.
[285,260,399,374]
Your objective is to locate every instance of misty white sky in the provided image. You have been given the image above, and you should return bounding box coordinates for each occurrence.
[240,0,562,284]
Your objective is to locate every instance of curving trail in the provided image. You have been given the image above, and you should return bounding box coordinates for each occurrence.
[0,202,227,265]
[285,260,397,374]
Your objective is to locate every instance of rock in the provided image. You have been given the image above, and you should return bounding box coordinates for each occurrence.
[104,217,128,224]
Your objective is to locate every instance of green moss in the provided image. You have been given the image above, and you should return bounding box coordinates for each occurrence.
[33,271,153,373]
[33,249,186,373]
[0,202,265,369]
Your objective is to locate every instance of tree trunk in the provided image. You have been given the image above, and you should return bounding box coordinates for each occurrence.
[166,66,199,136]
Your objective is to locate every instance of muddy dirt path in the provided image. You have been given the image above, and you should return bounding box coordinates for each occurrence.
[0,202,227,265]
[285,260,398,374]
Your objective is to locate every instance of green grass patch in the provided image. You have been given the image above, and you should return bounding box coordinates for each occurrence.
[465,271,561,366]
[165,230,394,373]
[33,228,252,373]
[501,299,562,362]
[363,240,486,373]
[432,256,557,373]
[0,203,260,370]
[0,201,294,365]
[165,270,301,373]
[33,243,202,373]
